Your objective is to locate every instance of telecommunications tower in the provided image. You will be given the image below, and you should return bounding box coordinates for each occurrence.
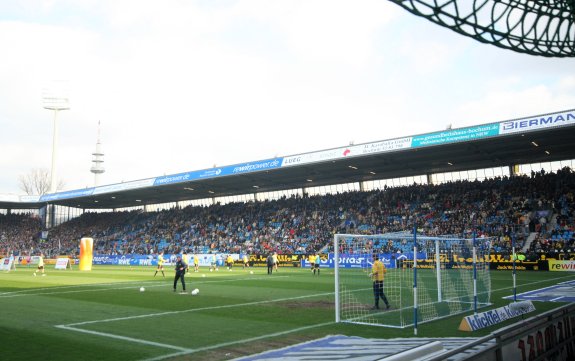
[90,121,105,187]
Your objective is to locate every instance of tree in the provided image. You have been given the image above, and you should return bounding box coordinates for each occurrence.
[18,168,65,195]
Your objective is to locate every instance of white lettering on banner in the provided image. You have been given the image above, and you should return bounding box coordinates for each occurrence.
[499,111,575,134]
[93,256,113,263]
[232,160,280,173]
[459,301,536,332]
[118,257,130,265]
[138,259,152,266]
[155,173,191,185]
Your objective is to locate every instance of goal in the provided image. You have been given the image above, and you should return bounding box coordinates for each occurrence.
[334,232,492,334]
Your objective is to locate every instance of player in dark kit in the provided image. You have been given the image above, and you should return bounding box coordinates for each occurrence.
[173,255,187,294]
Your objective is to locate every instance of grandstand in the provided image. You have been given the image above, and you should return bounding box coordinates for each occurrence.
[1,109,575,261]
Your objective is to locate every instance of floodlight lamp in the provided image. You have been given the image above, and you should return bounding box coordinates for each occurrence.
[43,96,70,111]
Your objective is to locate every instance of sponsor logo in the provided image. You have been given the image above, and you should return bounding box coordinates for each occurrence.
[500,111,575,133]
[549,260,575,271]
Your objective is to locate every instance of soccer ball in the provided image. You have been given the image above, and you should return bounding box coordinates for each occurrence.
[191,288,199,295]
[250,271,254,274]
[139,287,145,292]
[202,274,206,277]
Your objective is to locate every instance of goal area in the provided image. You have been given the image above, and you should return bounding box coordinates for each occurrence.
[334,232,492,334]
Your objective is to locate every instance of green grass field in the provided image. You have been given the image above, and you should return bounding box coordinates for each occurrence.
[1,265,574,361]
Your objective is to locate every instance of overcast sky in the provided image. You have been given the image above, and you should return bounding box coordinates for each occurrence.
[0,0,574,196]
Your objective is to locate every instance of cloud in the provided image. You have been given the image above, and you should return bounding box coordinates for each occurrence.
[0,0,573,196]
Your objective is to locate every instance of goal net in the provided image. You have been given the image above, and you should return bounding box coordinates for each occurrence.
[334,232,492,332]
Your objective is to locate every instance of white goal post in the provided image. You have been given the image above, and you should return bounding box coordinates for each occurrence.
[334,232,492,334]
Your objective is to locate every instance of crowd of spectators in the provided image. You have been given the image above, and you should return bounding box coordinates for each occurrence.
[1,167,573,259]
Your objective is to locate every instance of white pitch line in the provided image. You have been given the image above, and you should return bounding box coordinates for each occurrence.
[55,325,193,352]
[140,321,335,361]
[62,290,334,327]
[0,274,287,299]
[55,290,335,360]
[0,282,167,299]
[0,280,162,296]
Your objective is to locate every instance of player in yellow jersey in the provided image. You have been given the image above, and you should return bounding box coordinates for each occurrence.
[193,254,199,272]
[308,254,315,273]
[33,253,45,276]
[369,254,390,310]
[226,254,234,270]
[313,252,320,275]
[183,252,190,273]
[154,251,166,277]
[242,254,249,269]
[272,252,278,272]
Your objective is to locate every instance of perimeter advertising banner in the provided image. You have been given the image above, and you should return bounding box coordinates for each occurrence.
[0,257,14,271]
[300,253,426,269]
[549,260,575,272]
[90,254,238,266]
[459,301,536,332]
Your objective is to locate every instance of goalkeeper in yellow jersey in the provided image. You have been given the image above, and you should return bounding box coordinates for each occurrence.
[369,254,390,310]
[154,252,166,277]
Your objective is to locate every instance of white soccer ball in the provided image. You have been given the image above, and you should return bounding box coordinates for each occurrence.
[191,288,199,295]
[202,274,206,277]
[139,287,145,292]
[250,271,254,274]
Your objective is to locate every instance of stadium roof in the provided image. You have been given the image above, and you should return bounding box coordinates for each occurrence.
[2,109,575,210]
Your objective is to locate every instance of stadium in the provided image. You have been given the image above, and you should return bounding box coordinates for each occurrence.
[2,1,575,361]
[2,108,575,360]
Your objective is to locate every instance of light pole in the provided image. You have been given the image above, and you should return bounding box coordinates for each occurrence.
[43,86,70,194]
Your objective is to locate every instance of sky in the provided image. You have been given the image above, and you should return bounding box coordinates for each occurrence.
[0,0,574,196]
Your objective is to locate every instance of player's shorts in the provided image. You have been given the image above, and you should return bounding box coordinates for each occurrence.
[314,263,320,269]
[38,265,44,270]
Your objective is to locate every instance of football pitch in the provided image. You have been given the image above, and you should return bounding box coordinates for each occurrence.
[1,266,574,361]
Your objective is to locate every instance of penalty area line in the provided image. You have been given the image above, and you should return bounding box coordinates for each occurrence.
[55,325,193,352]
[63,290,334,327]
[140,321,335,361]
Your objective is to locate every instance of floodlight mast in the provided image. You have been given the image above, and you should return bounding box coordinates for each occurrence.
[43,94,70,194]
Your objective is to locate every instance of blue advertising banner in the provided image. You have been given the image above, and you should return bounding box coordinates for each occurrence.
[91,253,235,267]
[301,253,426,269]
[92,254,157,266]
[39,188,95,202]
[153,158,283,186]
[411,124,500,148]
